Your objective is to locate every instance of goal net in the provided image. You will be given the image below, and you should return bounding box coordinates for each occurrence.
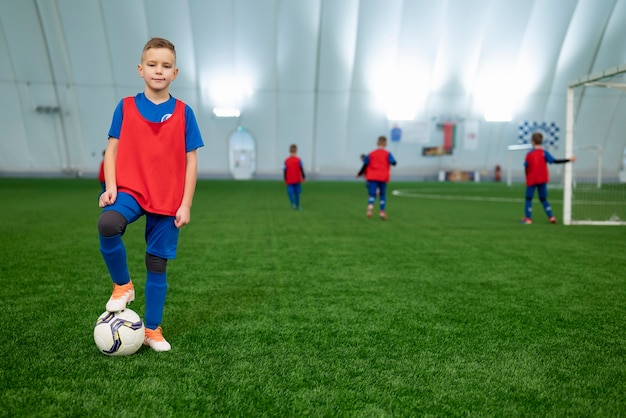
[564,64,626,225]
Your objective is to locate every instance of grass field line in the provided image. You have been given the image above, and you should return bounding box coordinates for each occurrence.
[392,188,624,205]
[391,189,527,203]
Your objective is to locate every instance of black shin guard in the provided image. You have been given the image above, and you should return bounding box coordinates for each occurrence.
[145,253,167,274]
[98,211,128,237]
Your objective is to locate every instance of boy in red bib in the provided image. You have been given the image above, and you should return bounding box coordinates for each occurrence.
[521,132,575,224]
[97,38,204,351]
[284,144,306,210]
[357,136,397,220]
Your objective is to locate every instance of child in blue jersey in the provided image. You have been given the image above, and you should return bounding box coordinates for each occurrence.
[98,37,204,351]
[521,132,575,224]
[284,144,306,210]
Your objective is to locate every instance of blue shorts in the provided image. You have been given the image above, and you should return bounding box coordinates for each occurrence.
[286,183,302,195]
[367,181,387,197]
[101,192,180,259]
[525,183,548,200]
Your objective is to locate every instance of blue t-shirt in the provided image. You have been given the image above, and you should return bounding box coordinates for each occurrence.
[363,152,397,165]
[108,93,204,152]
[523,149,556,168]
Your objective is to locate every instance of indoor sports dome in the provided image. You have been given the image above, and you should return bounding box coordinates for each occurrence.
[1,0,625,182]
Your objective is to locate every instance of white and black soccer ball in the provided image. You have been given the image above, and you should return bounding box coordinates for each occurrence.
[94,309,145,356]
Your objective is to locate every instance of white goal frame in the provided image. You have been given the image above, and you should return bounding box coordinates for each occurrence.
[564,64,626,225]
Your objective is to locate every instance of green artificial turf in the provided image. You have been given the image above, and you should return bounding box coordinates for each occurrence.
[1,178,625,417]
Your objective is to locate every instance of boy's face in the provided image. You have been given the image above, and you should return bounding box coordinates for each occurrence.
[138,47,178,93]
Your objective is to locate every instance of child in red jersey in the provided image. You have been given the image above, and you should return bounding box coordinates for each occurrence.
[356,136,397,220]
[284,144,306,210]
[521,132,575,224]
[97,38,204,351]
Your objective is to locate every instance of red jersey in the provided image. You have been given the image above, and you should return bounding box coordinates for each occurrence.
[115,97,187,216]
[366,149,392,182]
[525,149,549,186]
[98,160,105,183]
[284,156,303,184]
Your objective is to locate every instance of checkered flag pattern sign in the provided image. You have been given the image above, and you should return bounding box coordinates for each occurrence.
[518,121,560,149]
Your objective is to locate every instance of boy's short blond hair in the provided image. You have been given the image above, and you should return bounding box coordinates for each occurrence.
[142,37,176,62]
[289,144,298,153]
[377,136,387,146]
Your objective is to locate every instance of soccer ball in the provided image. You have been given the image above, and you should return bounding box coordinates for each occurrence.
[94,308,145,356]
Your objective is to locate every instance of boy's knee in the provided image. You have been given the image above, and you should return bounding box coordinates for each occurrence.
[97,211,127,237]
[146,253,167,273]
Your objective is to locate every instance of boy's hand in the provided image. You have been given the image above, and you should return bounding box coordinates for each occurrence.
[174,205,191,228]
[99,189,117,207]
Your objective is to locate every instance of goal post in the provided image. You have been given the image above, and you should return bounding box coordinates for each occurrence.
[564,64,626,225]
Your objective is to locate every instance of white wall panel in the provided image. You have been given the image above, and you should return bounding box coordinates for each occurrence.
[16,82,65,171]
[244,92,278,176]
[315,92,352,173]
[56,1,110,85]
[592,0,626,71]
[73,85,119,169]
[430,0,489,97]
[544,0,615,128]
[514,0,577,96]
[0,19,14,79]
[101,0,149,89]
[469,1,531,118]
[1,1,52,84]
[276,0,320,91]
[313,0,358,174]
[145,0,196,89]
[276,92,315,172]
[317,0,358,91]
[0,0,625,179]
[233,0,279,92]
[0,82,29,171]
[274,1,320,174]
[351,0,403,92]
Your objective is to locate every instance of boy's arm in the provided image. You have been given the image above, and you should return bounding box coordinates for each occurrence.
[553,156,576,164]
[356,163,367,177]
[389,153,397,166]
[99,138,119,207]
[545,150,575,164]
[356,156,368,177]
[174,149,198,228]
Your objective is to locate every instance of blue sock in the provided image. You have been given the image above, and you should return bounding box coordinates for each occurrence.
[99,234,130,285]
[541,200,554,218]
[145,271,167,330]
[525,199,533,219]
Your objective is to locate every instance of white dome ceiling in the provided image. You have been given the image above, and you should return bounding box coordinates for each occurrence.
[1,0,625,178]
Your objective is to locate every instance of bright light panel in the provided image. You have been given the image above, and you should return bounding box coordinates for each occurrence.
[207,75,252,111]
[475,72,514,122]
[371,67,428,121]
[213,108,241,118]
